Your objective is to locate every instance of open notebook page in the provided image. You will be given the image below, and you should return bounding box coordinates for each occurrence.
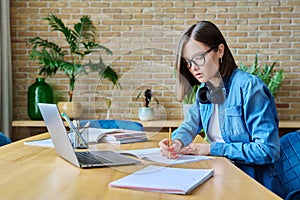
[118,148,212,165]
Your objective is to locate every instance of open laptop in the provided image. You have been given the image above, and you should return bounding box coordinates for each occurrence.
[38,103,140,168]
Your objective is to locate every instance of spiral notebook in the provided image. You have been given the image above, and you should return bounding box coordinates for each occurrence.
[110,165,214,194]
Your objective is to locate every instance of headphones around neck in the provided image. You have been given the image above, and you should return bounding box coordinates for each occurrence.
[198,84,225,104]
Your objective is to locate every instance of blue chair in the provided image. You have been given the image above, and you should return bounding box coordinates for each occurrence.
[279,131,300,200]
[79,119,144,132]
[0,132,11,147]
[285,189,300,200]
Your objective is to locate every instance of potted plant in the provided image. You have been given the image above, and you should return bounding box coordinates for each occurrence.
[136,89,159,121]
[28,13,119,118]
[182,85,199,119]
[240,54,284,97]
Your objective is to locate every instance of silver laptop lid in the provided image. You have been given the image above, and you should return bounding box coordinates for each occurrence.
[38,103,80,167]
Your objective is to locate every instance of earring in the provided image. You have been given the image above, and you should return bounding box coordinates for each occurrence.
[219,57,223,63]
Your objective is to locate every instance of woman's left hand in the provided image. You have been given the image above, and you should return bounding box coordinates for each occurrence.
[179,143,210,156]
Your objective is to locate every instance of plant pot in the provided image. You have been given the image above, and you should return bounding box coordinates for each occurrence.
[57,102,82,119]
[138,107,154,121]
[28,77,53,120]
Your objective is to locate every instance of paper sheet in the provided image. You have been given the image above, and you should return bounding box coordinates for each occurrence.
[119,148,212,165]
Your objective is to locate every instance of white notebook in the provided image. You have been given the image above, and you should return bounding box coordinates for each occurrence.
[119,148,212,165]
[109,165,214,194]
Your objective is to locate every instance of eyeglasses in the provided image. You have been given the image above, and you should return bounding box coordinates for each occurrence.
[184,47,216,69]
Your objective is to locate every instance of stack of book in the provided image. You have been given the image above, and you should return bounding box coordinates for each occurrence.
[88,128,148,144]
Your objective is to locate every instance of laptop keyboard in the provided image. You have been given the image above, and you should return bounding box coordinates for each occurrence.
[76,151,113,164]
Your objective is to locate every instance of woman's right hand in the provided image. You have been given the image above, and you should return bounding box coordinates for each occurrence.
[159,139,183,159]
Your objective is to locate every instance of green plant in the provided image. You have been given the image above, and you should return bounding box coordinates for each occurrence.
[183,85,199,104]
[28,13,119,102]
[240,54,284,97]
[136,89,159,107]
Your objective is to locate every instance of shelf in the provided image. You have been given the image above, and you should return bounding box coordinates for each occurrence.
[12,120,300,129]
[12,120,182,128]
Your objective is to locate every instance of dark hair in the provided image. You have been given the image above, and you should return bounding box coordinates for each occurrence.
[176,21,238,102]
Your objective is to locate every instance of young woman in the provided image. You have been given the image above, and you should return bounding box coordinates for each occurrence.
[159,21,283,197]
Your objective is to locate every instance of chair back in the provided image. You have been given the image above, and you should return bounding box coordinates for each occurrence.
[0,132,11,147]
[79,119,144,132]
[285,189,300,200]
[280,131,300,198]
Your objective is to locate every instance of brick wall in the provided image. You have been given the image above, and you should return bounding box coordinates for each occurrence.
[10,0,300,122]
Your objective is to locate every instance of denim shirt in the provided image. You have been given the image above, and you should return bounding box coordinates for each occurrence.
[173,69,283,196]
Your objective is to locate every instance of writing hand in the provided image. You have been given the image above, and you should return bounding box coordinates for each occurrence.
[159,139,182,159]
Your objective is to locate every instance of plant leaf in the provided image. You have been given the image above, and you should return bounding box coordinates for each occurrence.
[183,85,199,104]
[239,54,283,97]
[28,14,119,101]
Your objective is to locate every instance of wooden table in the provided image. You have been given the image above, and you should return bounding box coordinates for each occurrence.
[0,132,281,200]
